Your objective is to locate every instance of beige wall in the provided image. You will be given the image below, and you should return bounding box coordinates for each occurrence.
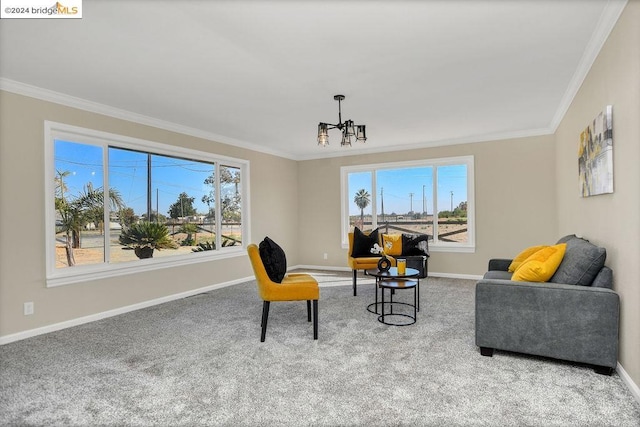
[297,135,558,276]
[555,1,640,385]
[0,91,299,337]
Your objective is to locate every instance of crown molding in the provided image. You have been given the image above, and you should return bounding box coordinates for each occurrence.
[293,127,554,161]
[549,0,628,131]
[0,76,552,162]
[0,78,297,160]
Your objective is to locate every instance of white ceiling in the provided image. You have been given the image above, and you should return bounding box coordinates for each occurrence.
[0,1,627,160]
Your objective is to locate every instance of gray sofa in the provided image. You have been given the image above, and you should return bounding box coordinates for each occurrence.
[475,235,619,374]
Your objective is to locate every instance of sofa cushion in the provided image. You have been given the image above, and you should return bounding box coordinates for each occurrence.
[259,236,287,283]
[508,245,548,272]
[556,234,578,244]
[591,266,613,289]
[483,270,512,280]
[401,233,429,256]
[351,227,381,258]
[382,234,403,256]
[512,244,566,282]
[550,237,606,286]
[488,258,512,272]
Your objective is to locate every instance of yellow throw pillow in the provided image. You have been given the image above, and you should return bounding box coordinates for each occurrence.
[508,245,549,272]
[512,243,567,282]
[382,234,403,256]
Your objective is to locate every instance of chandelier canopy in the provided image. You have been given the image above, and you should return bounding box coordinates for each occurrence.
[317,95,366,147]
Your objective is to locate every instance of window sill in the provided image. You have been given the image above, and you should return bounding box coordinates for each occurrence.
[46,247,246,288]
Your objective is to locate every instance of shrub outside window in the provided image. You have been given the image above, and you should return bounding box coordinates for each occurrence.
[341,156,475,252]
[46,122,249,287]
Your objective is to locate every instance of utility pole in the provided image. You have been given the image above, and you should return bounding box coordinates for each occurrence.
[422,185,426,217]
[380,187,385,222]
[450,191,454,212]
[409,192,414,213]
[147,154,152,221]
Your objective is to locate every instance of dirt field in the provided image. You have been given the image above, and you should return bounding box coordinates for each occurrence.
[55,231,226,268]
[366,221,468,244]
[55,245,197,268]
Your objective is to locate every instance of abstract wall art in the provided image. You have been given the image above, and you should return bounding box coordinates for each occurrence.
[579,105,613,197]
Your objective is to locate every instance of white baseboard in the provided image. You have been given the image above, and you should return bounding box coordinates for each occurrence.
[292,264,350,272]
[428,272,484,280]
[0,276,254,345]
[617,362,640,405]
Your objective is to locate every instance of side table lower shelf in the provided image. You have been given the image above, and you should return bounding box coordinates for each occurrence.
[378,280,417,326]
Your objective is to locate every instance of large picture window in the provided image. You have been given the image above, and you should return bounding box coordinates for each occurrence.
[46,122,249,286]
[341,156,474,252]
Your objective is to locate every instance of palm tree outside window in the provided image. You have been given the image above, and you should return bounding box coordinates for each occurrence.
[353,189,371,230]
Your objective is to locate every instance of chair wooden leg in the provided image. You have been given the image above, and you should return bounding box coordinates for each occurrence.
[313,300,318,340]
[307,300,311,322]
[260,301,270,342]
[353,270,358,296]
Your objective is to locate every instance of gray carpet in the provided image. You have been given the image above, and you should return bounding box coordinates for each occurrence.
[1,271,639,426]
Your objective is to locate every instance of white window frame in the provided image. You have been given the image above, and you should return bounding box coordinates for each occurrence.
[45,121,251,287]
[340,156,475,253]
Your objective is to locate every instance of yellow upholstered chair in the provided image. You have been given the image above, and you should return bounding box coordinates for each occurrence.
[247,244,319,342]
[348,232,395,296]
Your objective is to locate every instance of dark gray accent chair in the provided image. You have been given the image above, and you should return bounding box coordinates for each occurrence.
[475,235,619,375]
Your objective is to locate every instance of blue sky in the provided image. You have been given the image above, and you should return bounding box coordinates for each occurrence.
[55,140,214,216]
[348,165,467,216]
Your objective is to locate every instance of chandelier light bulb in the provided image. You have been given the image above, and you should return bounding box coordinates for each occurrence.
[356,125,367,143]
[317,123,329,146]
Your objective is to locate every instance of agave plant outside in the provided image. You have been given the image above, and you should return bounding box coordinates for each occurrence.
[119,222,178,259]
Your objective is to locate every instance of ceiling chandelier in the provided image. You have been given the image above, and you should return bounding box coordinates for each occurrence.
[317,95,367,147]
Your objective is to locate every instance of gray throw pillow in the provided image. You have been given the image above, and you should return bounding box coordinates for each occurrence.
[556,234,577,244]
[401,233,430,256]
[550,237,606,286]
[591,266,613,289]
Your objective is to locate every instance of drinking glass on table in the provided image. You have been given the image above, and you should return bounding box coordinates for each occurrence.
[397,258,406,275]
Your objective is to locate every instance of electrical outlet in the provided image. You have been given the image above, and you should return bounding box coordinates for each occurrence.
[323,253,328,260]
[24,302,34,316]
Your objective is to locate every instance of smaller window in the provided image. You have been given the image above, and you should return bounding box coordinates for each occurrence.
[341,156,475,252]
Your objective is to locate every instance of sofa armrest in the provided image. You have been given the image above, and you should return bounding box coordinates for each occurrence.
[488,258,512,271]
[475,279,619,368]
